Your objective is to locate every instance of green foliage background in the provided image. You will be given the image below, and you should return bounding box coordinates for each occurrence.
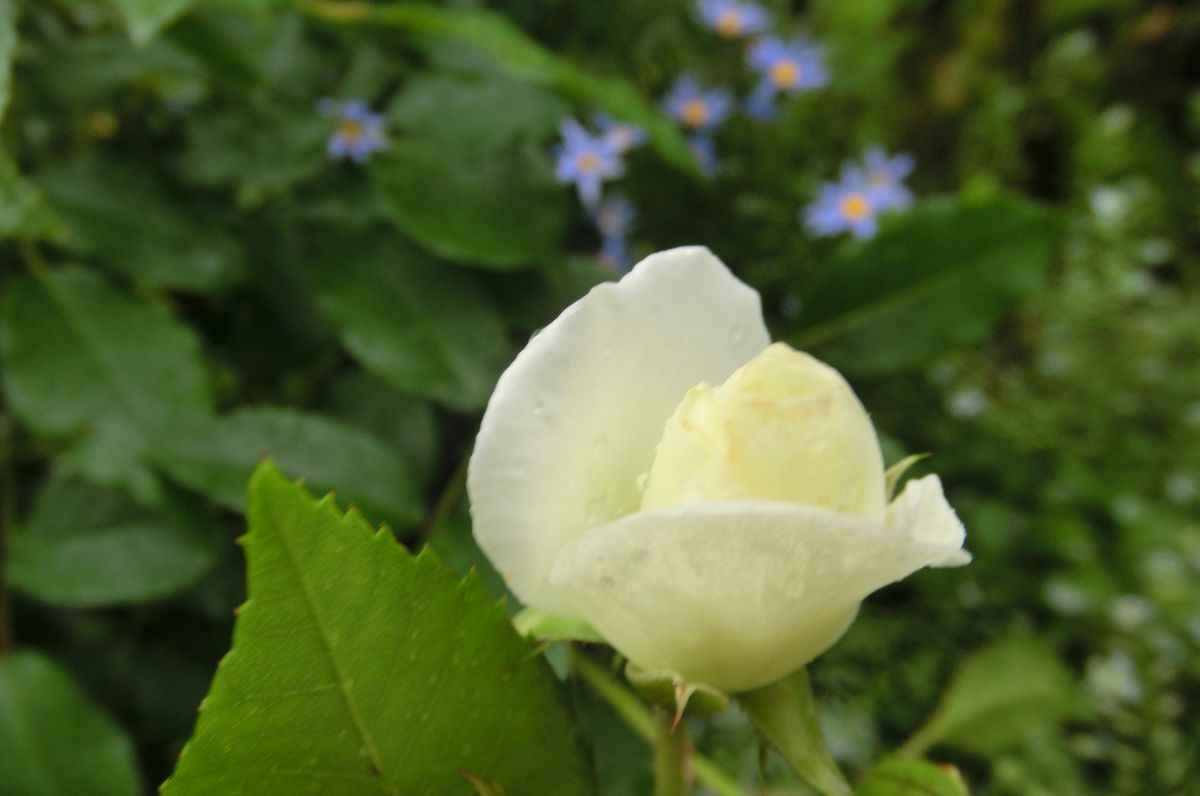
[1,0,1198,794]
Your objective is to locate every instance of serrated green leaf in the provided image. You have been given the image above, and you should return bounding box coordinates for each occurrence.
[792,194,1060,374]
[900,637,1074,758]
[311,1,695,175]
[111,0,196,44]
[0,651,141,796]
[856,758,969,796]
[373,135,566,269]
[0,0,15,124]
[7,474,216,606]
[35,157,245,291]
[162,463,591,795]
[0,267,212,490]
[306,233,509,409]
[739,669,852,796]
[153,406,424,530]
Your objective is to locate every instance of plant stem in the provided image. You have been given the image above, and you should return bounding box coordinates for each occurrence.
[654,708,689,796]
[421,447,470,543]
[570,649,746,796]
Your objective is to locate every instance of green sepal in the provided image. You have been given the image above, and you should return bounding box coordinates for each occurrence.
[512,607,605,643]
[885,453,931,500]
[624,663,731,721]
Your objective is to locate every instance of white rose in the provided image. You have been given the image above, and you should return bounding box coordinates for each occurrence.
[468,247,969,693]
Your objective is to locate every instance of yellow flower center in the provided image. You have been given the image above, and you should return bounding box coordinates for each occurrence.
[839,193,871,221]
[681,99,711,129]
[577,151,600,173]
[337,119,364,142]
[715,9,742,36]
[770,60,801,89]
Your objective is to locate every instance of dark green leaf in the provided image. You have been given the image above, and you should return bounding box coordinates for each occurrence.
[36,157,246,292]
[162,463,591,795]
[7,475,217,606]
[326,2,695,174]
[153,406,424,530]
[792,194,1060,374]
[111,0,197,44]
[373,136,566,269]
[0,267,212,490]
[0,154,65,240]
[0,651,141,796]
[900,637,1074,758]
[856,758,969,796]
[306,233,509,409]
[739,669,852,796]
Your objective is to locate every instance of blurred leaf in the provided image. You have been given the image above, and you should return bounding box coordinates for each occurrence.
[314,1,695,175]
[153,406,424,530]
[111,0,197,44]
[178,95,328,201]
[792,195,1060,374]
[36,157,246,292]
[0,267,212,489]
[306,233,510,409]
[7,475,217,606]
[29,32,204,105]
[740,668,853,796]
[326,371,439,488]
[900,637,1074,758]
[162,463,591,795]
[388,71,568,147]
[856,758,969,796]
[0,651,141,796]
[374,135,565,269]
[0,0,14,123]
[0,154,64,240]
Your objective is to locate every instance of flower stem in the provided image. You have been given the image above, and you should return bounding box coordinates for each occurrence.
[654,708,689,796]
[570,649,746,796]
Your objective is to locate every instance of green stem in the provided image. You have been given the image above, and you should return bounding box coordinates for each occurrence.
[420,447,470,543]
[654,709,688,796]
[571,650,746,796]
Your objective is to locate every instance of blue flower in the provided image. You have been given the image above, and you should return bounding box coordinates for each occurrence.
[594,112,647,154]
[803,167,886,239]
[554,118,625,209]
[593,197,636,273]
[319,98,386,164]
[688,135,719,177]
[663,75,734,133]
[746,36,829,120]
[860,147,915,211]
[695,0,770,38]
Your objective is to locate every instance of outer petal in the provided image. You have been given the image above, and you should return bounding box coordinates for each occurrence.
[468,247,770,613]
[887,474,971,567]
[548,502,966,692]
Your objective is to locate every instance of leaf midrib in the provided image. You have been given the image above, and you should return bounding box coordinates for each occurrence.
[263,496,398,796]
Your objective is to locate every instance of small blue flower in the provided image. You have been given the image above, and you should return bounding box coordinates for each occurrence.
[593,196,636,239]
[319,98,386,164]
[593,197,636,273]
[594,112,647,154]
[663,75,734,133]
[688,135,719,177]
[860,147,915,211]
[804,167,885,239]
[746,36,829,120]
[695,0,770,38]
[554,118,625,209]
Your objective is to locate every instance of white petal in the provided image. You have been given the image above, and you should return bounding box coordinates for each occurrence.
[548,502,964,692]
[468,247,770,613]
[887,474,971,567]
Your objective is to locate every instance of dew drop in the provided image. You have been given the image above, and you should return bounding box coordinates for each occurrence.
[600,342,613,356]
[730,325,745,345]
[635,471,649,491]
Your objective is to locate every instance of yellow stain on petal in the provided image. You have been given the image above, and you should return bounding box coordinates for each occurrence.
[577,151,600,173]
[681,99,711,129]
[839,193,871,221]
[770,59,801,89]
[715,9,742,36]
[336,119,365,143]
